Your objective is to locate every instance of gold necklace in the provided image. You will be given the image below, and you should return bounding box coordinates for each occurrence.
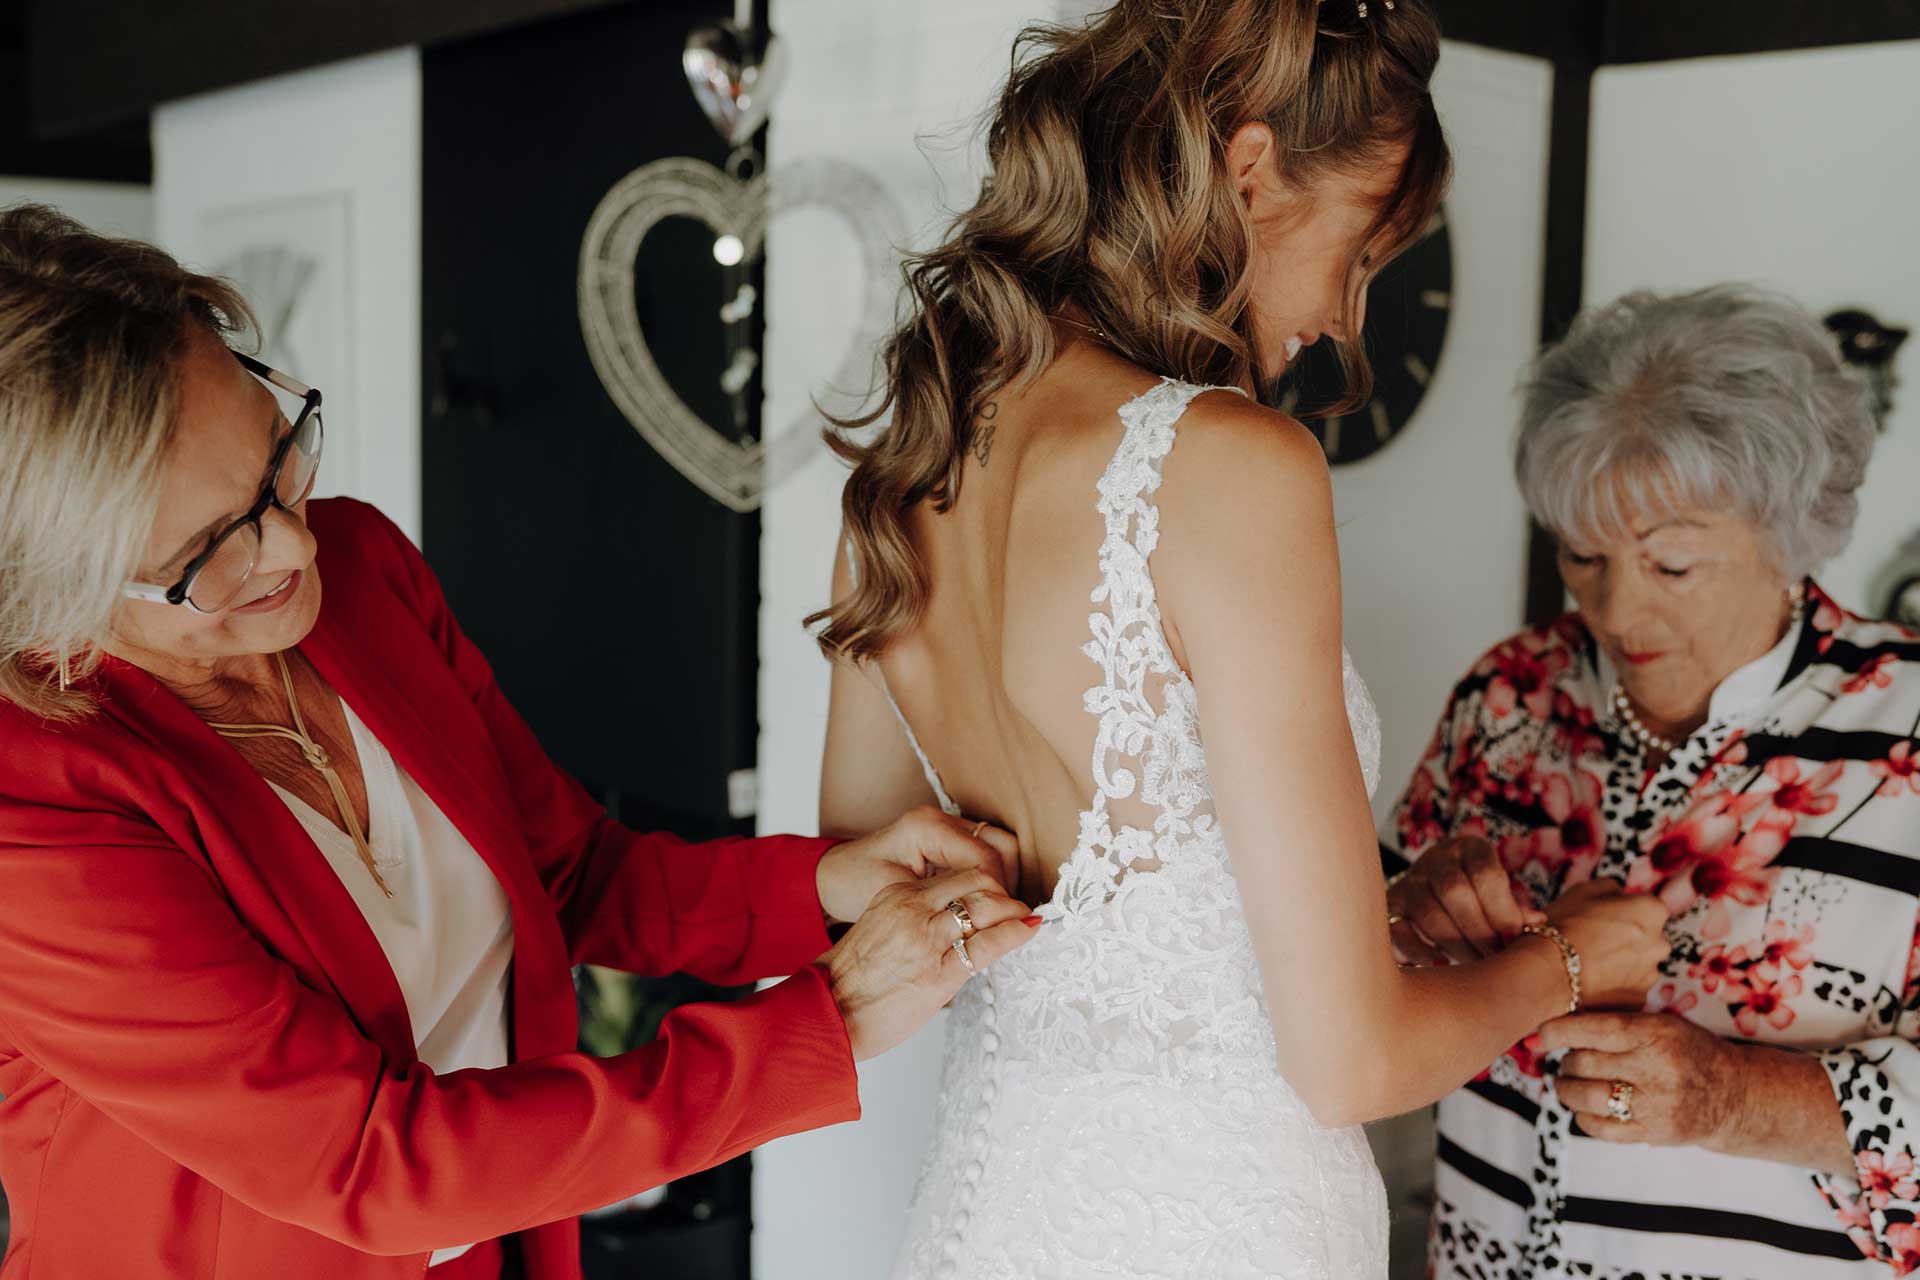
[1061,315,1110,344]
[207,652,393,898]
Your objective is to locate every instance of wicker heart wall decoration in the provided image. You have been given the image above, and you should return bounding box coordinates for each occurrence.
[577,155,907,512]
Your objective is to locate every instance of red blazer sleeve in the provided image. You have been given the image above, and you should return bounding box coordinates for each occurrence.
[363,505,837,981]
[0,799,858,1255]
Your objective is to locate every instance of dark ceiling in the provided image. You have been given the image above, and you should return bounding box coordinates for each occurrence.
[1445,0,1920,66]
[4,0,1918,188]
[4,0,637,185]
[0,0,150,182]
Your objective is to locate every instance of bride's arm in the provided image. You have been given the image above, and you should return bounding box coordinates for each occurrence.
[819,535,944,840]
[1155,396,1570,1128]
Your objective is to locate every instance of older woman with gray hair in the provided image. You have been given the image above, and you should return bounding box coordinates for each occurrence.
[1383,284,1920,1278]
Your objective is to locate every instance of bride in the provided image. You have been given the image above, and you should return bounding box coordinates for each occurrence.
[813,1,1669,1275]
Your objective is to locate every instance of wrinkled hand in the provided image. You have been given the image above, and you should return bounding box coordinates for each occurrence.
[821,868,1038,1061]
[817,805,1021,926]
[1541,1011,1742,1146]
[1542,880,1673,1011]
[1388,836,1546,965]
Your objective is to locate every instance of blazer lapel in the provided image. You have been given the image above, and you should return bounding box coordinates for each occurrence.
[300,599,578,1059]
[96,658,418,1059]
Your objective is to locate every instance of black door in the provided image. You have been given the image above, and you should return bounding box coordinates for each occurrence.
[424,3,765,1275]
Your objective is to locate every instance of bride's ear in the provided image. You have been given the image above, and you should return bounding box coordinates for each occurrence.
[1226,122,1280,208]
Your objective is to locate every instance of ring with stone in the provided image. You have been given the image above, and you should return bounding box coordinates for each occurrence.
[1607,1080,1635,1124]
[946,898,977,939]
[952,936,976,974]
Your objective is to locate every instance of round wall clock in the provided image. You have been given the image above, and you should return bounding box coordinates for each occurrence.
[1280,205,1453,466]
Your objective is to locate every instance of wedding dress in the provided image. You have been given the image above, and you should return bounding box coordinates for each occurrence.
[886,378,1391,1280]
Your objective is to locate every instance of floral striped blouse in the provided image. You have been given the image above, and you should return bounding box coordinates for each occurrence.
[1384,583,1920,1279]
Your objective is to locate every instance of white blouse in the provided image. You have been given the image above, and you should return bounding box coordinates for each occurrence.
[269,701,515,1267]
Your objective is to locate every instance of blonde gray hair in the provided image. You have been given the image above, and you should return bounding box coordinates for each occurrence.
[0,203,255,721]
[1515,284,1876,580]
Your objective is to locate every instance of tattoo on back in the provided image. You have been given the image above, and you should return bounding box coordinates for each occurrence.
[973,401,999,467]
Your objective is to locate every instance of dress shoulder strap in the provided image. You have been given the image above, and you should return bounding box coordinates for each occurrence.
[1096,378,1245,526]
[1079,380,1238,811]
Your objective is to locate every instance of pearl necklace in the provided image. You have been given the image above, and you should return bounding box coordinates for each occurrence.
[1610,684,1680,757]
[1608,587,1807,760]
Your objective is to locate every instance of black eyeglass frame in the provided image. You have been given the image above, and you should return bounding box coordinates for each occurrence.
[122,351,324,613]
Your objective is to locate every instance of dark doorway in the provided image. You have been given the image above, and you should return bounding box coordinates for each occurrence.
[423,2,763,1274]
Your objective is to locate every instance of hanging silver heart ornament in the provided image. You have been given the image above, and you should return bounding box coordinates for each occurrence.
[577,156,907,512]
[682,21,786,147]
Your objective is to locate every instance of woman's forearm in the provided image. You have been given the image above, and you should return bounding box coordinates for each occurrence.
[1383,936,1571,1108]
[1301,936,1570,1127]
[1705,1043,1855,1177]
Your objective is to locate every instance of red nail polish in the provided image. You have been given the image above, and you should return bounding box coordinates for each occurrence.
[1023,915,1043,928]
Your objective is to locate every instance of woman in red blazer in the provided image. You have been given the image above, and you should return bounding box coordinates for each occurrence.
[0,210,1036,1278]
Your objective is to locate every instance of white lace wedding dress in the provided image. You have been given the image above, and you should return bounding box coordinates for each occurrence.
[885,378,1390,1280]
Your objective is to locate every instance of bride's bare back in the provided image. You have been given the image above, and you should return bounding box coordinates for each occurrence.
[828,337,1409,1280]
[821,338,1235,900]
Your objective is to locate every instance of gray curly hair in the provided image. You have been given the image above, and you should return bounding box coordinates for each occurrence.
[1514,284,1876,580]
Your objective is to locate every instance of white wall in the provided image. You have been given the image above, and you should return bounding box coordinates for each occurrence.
[0,178,151,240]
[752,15,1554,1276]
[153,49,424,542]
[1337,43,1552,822]
[1586,39,1920,615]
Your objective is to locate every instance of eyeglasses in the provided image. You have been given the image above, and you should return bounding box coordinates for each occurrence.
[123,351,325,614]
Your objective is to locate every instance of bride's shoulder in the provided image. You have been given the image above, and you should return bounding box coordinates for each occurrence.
[1151,391,1341,618]
[1166,386,1326,471]
[1157,390,1334,537]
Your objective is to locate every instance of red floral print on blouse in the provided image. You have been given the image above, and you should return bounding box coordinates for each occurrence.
[1873,740,1920,798]
[1384,583,1920,1278]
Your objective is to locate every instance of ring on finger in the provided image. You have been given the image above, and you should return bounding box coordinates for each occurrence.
[1386,914,1406,928]
[952,936,976,974]
[946,898,977,939]
[1606,1080,1635,1124]
[970,819,989,840]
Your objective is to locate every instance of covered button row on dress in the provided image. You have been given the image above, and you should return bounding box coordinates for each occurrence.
[937,975,1000,1279]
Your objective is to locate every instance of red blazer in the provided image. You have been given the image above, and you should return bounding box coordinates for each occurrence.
[0,499,860,1279]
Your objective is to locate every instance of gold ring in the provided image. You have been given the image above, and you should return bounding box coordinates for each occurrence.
[970,819,989,840]
[1607,1080,1635,1124]
[946,898,977,939]
[952,936,976,974]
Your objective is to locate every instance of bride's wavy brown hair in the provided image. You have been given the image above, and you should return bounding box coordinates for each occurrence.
[810,0,1448,661]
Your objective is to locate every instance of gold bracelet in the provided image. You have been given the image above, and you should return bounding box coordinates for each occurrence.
[1519,922,1582,1015]
[1383,866,1412,928]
